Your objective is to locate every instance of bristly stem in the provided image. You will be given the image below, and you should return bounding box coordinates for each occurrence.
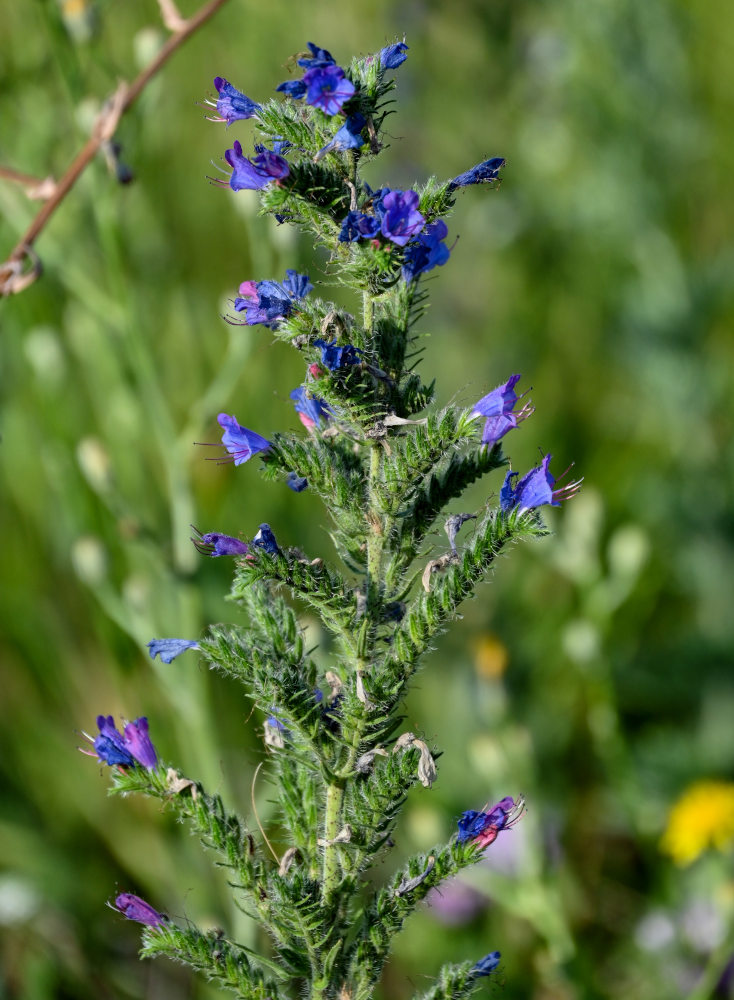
[322,780,345,901]
[366,443,385,613]
[363,288,374,335]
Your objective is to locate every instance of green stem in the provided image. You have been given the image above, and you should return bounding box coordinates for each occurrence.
[366,443,385,611]
[322,780,345,901]
[363,288,374,334]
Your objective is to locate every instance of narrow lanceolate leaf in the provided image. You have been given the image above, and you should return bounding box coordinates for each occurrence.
[140,923,284,1000]
[109,766,264,896]
[345,839,483,997]
[376,508,547,704]
[375,408,479,516]
[387,443,506,584]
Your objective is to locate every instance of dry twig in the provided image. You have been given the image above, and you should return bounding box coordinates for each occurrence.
[0,0,230,297]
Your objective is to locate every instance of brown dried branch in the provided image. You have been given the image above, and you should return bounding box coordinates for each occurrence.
[157,0,189,32]
[0,166,57,200]
[0,0,230,297]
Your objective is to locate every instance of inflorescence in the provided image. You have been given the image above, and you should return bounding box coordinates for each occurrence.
[84,37,581,1000]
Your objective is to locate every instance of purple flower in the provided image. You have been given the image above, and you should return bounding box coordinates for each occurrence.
[379,41,409,69]
[276,79,307,99]
[286,471,308,492]
[500,455,582,513]
[303,65,355,116]
[369,186,391,219]
[470,374,534,448]
[91,715,135,767]
[252,523,279,555]
[402,220,451,282]
[471,375,523,419]
[297,42,336,69]
[457,796,524,848]
[471,952,501,978]
[122,717,158,769]
[338,211,381,243]
[316,115,366,160]
[290,386,333,430]
[191,528,249,557]
[313,338,363,370]
[214,140,289,192]
[232,269,312,328]
[218,413,271,465]
[147,639,200,663]
[88,715,158,769]
[449,157,506,190]
[379,190,426,247]
[114,893,166,927]
[205,77,260,126]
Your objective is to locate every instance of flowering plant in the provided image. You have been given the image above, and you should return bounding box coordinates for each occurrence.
[85,38,580,999]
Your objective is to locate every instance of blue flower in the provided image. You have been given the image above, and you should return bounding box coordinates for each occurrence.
[457,796,524,848]
[218,413,271,465]
[316,114,366,159]
[368,186,391,219]
[215,140,290,192]
[379,190,425,247]
[378,41,409,69]
[276,79,307,99]
[114,893,166,927]
[88,715,157,769]
[470,374,533,447]
[297,42,336,69]
[471,952,501,978]
[147,639,200,663]
[191,528,249,557]
[456,809,489,843]
[266,715,289,731]
[206,77,260,125]
[91,715,135,767]
[313,338,363,370]
[471,375,523,419]
[449,157,506,190]
[500,455,582,513]
[290,386,334,430]
[252,523,280,555]
[281,270,313,299]
[338,211,381,242]
[303,65,355,116]
[286,471,309,492]
[402,220,451,282]
[232,269,313,328]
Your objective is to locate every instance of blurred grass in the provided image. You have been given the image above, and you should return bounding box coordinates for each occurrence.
[1,0,734,997]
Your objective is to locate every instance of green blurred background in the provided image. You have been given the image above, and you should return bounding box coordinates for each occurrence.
[2,0,734,997]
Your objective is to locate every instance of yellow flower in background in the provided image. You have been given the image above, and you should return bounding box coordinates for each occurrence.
[472,634,509,680]
[661,781,734,866]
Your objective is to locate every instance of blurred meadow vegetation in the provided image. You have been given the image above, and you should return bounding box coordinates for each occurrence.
[2,0,734,997]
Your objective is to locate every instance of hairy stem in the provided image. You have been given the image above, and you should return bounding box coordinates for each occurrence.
[322,780,346,900]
